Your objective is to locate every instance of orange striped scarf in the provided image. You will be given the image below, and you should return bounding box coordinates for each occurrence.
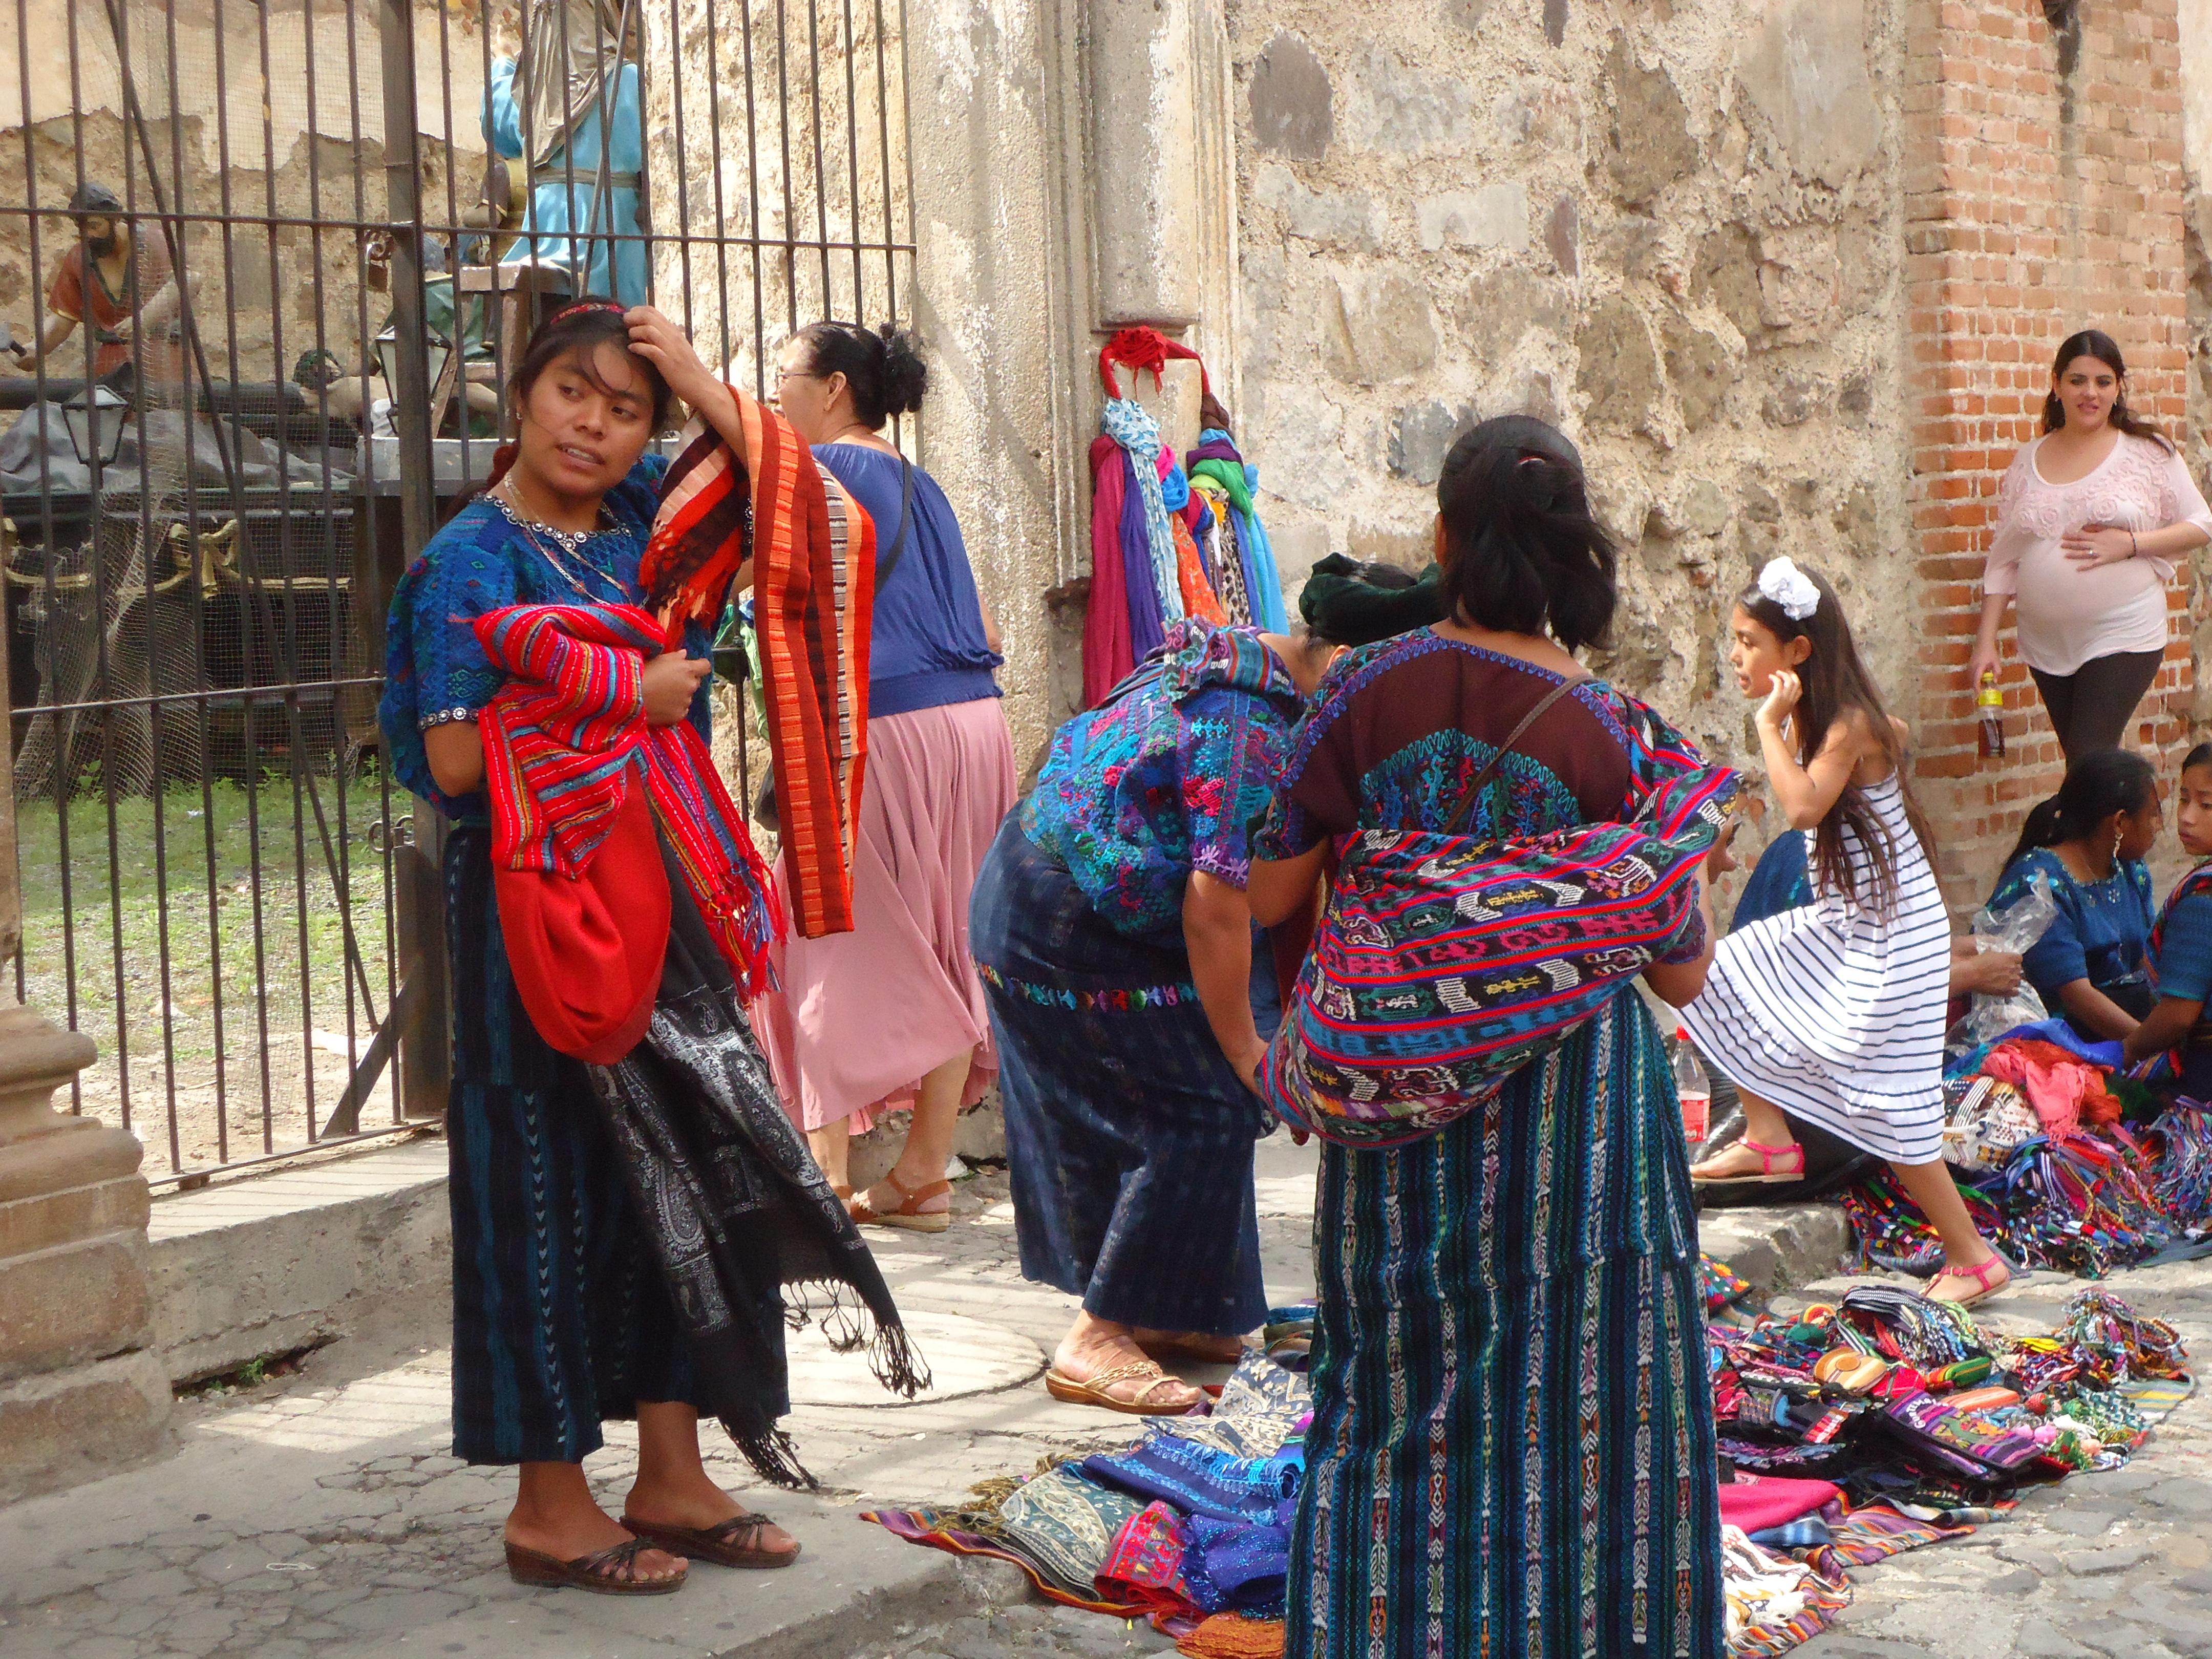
[643,389,874,938]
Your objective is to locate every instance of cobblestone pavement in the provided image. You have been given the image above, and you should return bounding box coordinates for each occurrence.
[0,1136,2206,1658]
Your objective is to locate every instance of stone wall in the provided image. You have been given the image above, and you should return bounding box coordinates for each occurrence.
[1226,0,1920,876]
[1906,0,2199,908]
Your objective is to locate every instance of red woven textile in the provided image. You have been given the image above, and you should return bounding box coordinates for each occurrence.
[495,784,669,1061]
[644,390,874,938]
[475,603,782,1016]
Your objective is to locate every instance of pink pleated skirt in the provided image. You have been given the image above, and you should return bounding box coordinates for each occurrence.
[752,695,1018,1134]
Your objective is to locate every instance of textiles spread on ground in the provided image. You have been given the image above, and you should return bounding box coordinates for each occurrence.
[1841,1018,2212,1278]
[866,1278,2193,1656]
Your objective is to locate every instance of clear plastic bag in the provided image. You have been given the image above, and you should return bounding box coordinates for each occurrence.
[1943,871,2057,1060]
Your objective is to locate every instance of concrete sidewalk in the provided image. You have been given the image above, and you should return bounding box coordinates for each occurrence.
[5,1132,2195,1659]
[0,1137,1327,1659]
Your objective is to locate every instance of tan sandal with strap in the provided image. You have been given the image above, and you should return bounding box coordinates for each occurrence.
[1045,1357,1200,1415]
[848,1169,952,1233]
[621,1509,800,1570]
[504,1536,687,1595]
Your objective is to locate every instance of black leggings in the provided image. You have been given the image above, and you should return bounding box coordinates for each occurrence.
[2029,649,2163,760]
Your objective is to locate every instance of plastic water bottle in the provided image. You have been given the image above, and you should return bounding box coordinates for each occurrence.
[1672,1028,1710,1143]
[1977,672,2006,760]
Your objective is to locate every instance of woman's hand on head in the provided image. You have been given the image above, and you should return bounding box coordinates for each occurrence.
[642,649,712,726]
[2060,522,2138,569]
[625,306,730,421]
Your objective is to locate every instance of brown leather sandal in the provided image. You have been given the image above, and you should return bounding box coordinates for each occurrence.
[1136,1331,1248,1367]
[1044,1357,1201,1415]
[848,1170,952,1233]
[504,1536,687,1594]
[622,1510,801,1570]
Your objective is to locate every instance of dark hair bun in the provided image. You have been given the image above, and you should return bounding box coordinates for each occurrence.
[797,318,927,429]
[877,323,927,417]
[1435,419,1616,651]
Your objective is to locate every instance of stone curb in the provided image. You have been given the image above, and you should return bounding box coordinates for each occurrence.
[1696,1202,1851,1298]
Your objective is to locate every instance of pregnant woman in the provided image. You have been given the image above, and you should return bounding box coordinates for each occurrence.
[1970,329,2212,759]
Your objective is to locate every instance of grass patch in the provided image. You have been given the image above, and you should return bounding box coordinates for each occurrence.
[16,772,407,1172]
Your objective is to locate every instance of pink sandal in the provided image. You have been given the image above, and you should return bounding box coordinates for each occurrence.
[1690,1137,1805,1188]
[1925,1253,2012,1310]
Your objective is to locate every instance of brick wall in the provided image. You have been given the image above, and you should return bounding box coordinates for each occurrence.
[1907,0,2197,912]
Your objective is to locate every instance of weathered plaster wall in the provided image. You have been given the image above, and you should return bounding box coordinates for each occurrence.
[1226,0,1918,819]
[903,0,1089,772]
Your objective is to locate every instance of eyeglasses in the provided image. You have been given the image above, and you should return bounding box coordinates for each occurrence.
[776,367,816,385]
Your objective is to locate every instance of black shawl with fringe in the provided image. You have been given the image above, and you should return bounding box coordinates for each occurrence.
[585,837,928,1486]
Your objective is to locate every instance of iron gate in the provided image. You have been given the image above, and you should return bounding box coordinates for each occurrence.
[2,0,914,1185]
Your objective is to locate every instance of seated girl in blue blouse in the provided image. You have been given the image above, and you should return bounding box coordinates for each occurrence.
[2124,744,2212,1097]
[1985,748,2163,1044]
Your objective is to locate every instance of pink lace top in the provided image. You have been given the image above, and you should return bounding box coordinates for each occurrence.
[1984,433,2212,675]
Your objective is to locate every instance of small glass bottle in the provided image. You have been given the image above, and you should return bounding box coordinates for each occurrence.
[1977,672,2006,760]
[1672,1028,1710,1143]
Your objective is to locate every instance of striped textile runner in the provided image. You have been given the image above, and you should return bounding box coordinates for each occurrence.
[643,388,874,938]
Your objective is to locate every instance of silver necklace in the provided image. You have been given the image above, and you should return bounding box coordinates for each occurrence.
[494,475,619,600]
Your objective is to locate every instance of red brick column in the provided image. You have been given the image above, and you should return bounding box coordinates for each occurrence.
[1905,0,2194,912]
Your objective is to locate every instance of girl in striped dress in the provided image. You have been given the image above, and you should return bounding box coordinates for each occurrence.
[1684,557,2013,1307]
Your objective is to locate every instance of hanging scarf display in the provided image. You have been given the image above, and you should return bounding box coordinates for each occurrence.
[1102,397,1187,633]
[1082,326,1278,706]
[1190,475,1252,625]
[1158,451,1227,627]
[1186,428,1286,632]
[645,389,873,938]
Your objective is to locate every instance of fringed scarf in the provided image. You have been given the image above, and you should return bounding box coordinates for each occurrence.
[1102,396,1186,634]
[587,840,930,1490]
[1187,428,1286,632]
[644,390,873,938]
[473,602,781,996]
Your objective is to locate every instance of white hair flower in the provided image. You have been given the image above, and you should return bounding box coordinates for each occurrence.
[1757,557,1821,623]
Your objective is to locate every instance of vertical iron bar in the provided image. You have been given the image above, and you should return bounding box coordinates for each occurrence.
[380,0,448,1122]
[841,0,863,314]
[804,0,831,315]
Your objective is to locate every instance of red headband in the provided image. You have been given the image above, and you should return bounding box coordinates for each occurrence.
[548,301,628,325]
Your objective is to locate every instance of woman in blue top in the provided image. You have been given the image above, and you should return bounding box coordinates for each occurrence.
[1986,747,2163,1043]
[971,619,1344,1411]
[2125,744,2212,1095]
[749,321,1020,1231]
[380,300,801,1592]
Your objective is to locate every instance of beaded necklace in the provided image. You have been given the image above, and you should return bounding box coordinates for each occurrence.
[492,474,624,602]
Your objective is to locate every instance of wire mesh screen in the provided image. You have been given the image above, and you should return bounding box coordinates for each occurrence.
[1,0,914,1184]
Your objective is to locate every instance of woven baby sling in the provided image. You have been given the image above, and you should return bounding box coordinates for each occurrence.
[1265,678,1741,1151]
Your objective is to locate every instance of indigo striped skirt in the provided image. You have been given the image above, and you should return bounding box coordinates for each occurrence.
[443,826,699,1465]
[1289,993,1725,1658]
[971,815,1271,1337]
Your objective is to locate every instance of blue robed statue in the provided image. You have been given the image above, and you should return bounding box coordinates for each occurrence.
[485,0,647,305]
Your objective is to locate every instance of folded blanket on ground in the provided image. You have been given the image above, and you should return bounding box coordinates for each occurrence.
[1082,1437,1304,1528]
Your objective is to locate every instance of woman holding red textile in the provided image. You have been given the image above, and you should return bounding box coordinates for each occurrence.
[378,302,916,1596]
[750,321,1018,1232]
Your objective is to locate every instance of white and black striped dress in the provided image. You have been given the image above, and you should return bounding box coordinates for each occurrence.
[1683,772,1951,1163]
